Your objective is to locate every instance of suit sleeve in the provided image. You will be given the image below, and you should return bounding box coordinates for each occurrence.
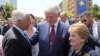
[30,26,39,46]
[30,31,39,45]
[3,39,21,56]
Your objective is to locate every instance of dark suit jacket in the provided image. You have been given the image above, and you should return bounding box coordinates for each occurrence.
[68,45,97,56]
[2,27,32,56]
[31,21,70,56]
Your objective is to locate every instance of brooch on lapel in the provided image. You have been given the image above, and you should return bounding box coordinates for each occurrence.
[58,35,64,41]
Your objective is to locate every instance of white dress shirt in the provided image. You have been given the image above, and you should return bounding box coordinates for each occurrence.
[92,21,99,39]
[49,20,59,34]
[92,21,100,56]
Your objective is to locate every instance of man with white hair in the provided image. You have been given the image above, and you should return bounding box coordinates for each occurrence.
[2,10,32,56]
[31,4,70,56]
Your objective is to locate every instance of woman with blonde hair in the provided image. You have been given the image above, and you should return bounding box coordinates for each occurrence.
[68,22,96,56]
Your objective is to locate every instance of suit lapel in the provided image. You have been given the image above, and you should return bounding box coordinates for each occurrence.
[45,22,50,49]
[13,27,31,47]
[41,22,50,51]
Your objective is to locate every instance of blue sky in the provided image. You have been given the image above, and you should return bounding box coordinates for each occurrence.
[17,0,100,17]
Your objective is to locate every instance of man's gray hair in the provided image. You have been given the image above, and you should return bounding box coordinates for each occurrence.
[44,3,61,14]
[12,10,29,24]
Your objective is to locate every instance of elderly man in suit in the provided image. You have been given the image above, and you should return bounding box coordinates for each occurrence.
[31,4,70,56]
[2,10,32,56]
[81,12,100,56]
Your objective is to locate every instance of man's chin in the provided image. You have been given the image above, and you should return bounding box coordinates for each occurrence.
[49,22,56,25]
[49,24,54,26]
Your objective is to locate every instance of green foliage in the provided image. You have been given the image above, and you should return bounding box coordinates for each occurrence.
[3,2,15,20]
[91,4,100,19]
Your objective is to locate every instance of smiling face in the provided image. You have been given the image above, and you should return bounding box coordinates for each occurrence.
[69,32,85,48]
[45,12,59,25]
[68,23,89,49]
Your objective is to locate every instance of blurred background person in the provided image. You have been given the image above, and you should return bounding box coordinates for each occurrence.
[1,18,13,36]
[70,16,77,24]
[60,12,78,25]
[60,12,70,26]
[68,22,96,56]
[81,12,100,56]
[25,14,39,56]
[2,10,32,56]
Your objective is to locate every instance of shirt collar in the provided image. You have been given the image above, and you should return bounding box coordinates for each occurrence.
[48,19,59,28]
